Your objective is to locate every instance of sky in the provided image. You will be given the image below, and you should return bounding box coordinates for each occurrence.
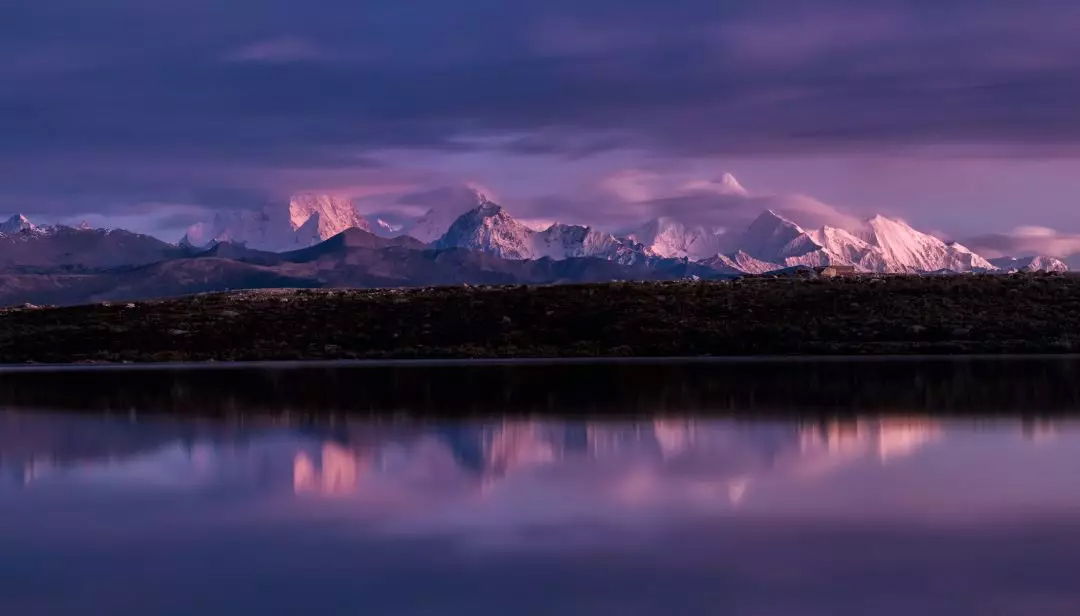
[5,0,1080,250]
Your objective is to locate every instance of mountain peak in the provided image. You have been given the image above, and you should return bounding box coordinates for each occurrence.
[990,255,1069,273]
[475,201,504,218]
[737,209,814,262]
[182,195,371,252]
[861,213,994,272]
[435,202,536,259]
[628,217,726,260]
[1,214,37,234]
[753,209,801,230]
[867,213,907,228]
[288,194,371,233]
[718,173,748,195]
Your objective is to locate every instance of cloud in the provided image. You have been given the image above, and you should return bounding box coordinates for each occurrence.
[223,38,327,63]
[715,9,909,68]
[6,0,1080,230]
[964,228,1080,260]
[587,170,863,233]
[345,170,863,239]
[393,184,493,210]
[1010,226,1059,238]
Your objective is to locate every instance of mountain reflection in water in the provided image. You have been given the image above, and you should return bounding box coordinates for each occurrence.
[3,361,1080,615]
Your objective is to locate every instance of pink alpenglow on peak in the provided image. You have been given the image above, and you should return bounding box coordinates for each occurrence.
[289,194,372,247]
[181,195,373,252]
[157,178,1073,276]
[288,194,371,235]
[858,215,995,273]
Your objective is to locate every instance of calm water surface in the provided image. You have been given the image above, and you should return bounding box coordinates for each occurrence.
[3,360,1080,615]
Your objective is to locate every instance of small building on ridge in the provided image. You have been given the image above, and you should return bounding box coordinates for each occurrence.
[815,265,859,278]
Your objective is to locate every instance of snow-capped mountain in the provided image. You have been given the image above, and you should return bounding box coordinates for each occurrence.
[736,210,837,268]
[1,214,39,236]
[805,226,877,266]
[989,255,1069,273]
[181,195,372,252]
[712,172,750,196]
[435,200,645,263]
[858,215,995,273]
[435,200,536,259]
[627,217,728,261]
[290,194,372,244]
[402,192,491,244]
[699,251,779,275]
[695,210,1001,274]
[161,173,1066,275]
[536,223,649,264]
[0,217,181,272]
[431,200,1032,275]
[386,173,1014,274]
[6,171,1074,302]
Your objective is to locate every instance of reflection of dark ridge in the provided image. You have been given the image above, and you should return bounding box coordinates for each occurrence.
[3,358,1080,416]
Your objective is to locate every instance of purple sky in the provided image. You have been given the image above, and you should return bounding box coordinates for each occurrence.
[4,0,1080,247]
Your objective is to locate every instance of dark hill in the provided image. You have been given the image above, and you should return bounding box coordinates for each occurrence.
[3,274,1080,363]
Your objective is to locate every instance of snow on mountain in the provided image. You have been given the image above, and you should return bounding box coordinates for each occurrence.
[1,214,39,235]
[805,226,877,266]
[0,223,181,271]
[627,217,727,261]
[431,199,1006,275]
[375,218,403,236]
[696,211,1002,275]
[9,173,1034,278]
[859,215,995,273]
[679,172,750,198]
[535,223,647,264]
[736,211,830,267]
[405,209,461,244]
[181,209,292,250]
[289,194,371,242]
[716,172,748,196]
[729,210,837,269]
[402,192,491,244]
[436,200,646,263]
[168,173,1007,274]
[700,250,780,275]
[435,201,537,259]
[738,210,808,260]
[989,255,1069,273]
[181,195,371,252]
[721,210,998,274]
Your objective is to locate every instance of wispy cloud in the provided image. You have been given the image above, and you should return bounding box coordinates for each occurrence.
[223,37,327,63]
[5,0,1080,236]
[964,227,1080,259]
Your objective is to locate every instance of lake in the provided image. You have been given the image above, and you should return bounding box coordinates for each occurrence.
[3,358,1080,615]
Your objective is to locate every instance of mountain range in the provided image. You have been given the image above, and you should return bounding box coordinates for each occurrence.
[0,175,1069,306]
